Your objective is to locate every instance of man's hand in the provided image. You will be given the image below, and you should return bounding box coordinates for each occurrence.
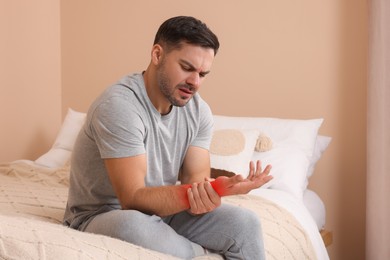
[186,180,221,215]
[185,161,271,214]
[210,160,272,197]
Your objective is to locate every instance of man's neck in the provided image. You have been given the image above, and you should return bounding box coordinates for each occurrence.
[142,67,172,115]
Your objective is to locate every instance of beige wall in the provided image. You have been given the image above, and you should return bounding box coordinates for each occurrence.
[0,0,62,161]
[2,1,367,259]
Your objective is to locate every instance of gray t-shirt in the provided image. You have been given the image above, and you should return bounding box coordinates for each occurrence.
[63,73,213,229]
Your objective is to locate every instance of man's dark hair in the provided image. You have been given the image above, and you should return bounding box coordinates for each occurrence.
[153,16,220,56]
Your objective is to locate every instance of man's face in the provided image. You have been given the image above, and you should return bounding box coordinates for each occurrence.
[156,43,215,107]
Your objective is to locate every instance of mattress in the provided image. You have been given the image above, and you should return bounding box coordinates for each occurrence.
[303,189,326,231]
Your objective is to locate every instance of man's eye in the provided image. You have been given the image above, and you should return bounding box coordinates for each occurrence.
[181,65,191,71]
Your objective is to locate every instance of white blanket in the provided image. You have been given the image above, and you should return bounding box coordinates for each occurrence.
[0,161,322,259]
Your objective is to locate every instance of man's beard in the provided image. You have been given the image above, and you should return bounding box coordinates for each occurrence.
[157,66,193,108]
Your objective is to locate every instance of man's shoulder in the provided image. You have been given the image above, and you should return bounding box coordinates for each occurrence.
[116,73,144,87]
[95,73,146,106]
[108,73,144,95]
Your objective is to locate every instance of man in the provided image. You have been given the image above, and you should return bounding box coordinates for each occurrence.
[63,16,272,259]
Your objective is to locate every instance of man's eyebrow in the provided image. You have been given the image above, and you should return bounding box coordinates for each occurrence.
[179,59,211,75]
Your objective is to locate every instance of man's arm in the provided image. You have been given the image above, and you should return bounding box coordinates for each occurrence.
[104,155,191,217]
[180,145,222,215]
[105,149,272,218]
[180,145,211,184]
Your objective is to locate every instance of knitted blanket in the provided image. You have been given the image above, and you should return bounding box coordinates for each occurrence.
[0,162,316,259]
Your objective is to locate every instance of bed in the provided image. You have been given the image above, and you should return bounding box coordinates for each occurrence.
[0,109,331,260]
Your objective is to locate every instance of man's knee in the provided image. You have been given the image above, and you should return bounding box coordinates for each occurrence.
[218,204,258,222]
[209,204,261,240]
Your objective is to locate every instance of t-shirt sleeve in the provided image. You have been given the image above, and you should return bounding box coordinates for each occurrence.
[89,96,146,159]
[190,98,214,150]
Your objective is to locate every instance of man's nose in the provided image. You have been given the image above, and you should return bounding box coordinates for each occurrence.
[186,72,200,87]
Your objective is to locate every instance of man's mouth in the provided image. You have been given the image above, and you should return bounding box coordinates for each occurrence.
[179,88,193,94]
[178,86,194,98]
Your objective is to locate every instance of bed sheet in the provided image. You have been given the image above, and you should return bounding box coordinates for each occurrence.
[303,189,326,230]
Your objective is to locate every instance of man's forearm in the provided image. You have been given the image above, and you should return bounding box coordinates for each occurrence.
[126,179,227,217]
[127,184,191,217]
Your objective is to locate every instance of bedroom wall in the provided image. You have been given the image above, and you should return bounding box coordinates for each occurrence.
[0,0,62,162]
[60,2,368,260]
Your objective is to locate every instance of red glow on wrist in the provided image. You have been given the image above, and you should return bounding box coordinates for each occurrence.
[181,184,191,208]
[210,180,224,196]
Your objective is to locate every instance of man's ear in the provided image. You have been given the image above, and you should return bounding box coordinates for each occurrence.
[151,44,164,65]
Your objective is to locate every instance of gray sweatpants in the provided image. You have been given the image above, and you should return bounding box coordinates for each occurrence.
[83,204,265,259]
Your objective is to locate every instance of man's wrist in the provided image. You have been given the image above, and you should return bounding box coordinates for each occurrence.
[181,184,191,208]
[182,181,223,196]
[209,180,224,196]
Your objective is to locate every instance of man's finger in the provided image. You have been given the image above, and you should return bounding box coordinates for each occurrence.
[187,188,197,212]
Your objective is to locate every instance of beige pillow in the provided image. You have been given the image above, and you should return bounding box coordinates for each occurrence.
[210,129,259,176]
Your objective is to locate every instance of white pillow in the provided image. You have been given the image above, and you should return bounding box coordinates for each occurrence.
[35,108,86,168]
[307,135,332,178]
[212,115,323,199]
[251,147,309,199]
[254,135,331,199]
[210,129,260,176]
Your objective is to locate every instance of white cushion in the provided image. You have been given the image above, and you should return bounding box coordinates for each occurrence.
[35,108,86,168]
[252,147,310,199]
[307,135,332,178]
